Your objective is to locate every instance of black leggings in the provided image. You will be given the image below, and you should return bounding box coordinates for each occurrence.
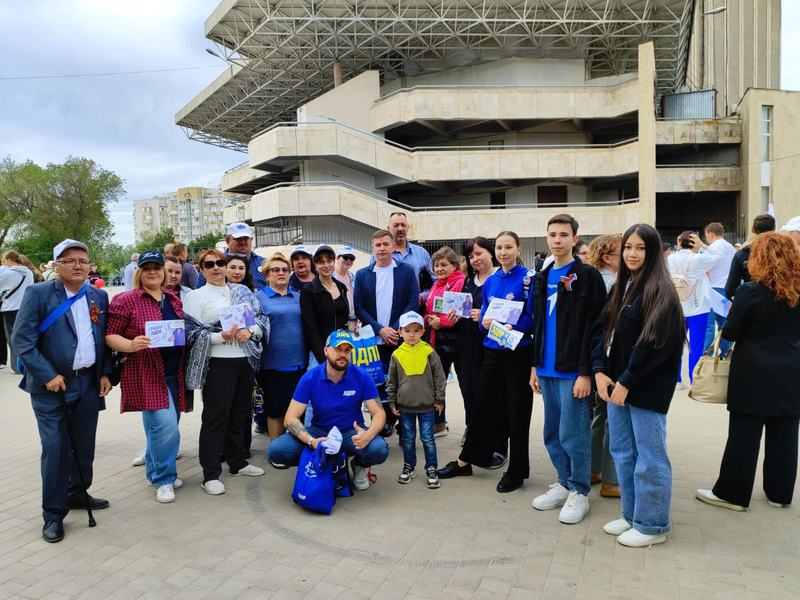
[460,346,532,480]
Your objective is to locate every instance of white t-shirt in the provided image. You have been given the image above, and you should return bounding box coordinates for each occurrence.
[705,238,736,288]
[373,263,396,344]
[183,284,247,358]
[66,287,96,369]
[667,249,717,317]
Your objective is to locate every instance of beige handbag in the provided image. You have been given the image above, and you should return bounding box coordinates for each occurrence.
[688,331,733,404]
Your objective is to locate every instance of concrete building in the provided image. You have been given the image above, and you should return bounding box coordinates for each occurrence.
[176,0,795,260]
[132,186,232,243]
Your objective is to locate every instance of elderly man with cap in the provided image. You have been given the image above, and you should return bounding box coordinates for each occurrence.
[781,216,800,249]
[267,330,389,491]
[288,245,316,292]
[195,222,267,291]
[12,239,113,543]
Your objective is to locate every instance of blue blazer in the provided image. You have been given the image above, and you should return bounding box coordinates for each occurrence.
[353,260,420,332]
[12,280,112,400]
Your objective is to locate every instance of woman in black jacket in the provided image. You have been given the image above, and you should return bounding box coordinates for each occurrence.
[696,233,800,511]
[593,224,684,548]
[300,245,350,366]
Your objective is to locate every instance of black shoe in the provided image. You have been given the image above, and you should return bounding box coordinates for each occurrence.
[42,520,64,543]
[66,495,110,510]
[268,459,290,470]
[379,424,393,438]
[488,452,509,470]
[437,461,473,479]
[496,472,523,493]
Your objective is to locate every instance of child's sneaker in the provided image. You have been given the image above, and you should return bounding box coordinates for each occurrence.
[426,468,440,489]
[398,463,416,484]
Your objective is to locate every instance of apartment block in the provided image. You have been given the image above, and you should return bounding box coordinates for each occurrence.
[132,186,232,243]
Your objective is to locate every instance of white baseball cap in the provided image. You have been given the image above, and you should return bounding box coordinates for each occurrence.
[290,245,313,258]
[226,222,253,238]
[399,311,425,328]
[53,239,89,261]
[780,216,800,233]
[336,246,356,258]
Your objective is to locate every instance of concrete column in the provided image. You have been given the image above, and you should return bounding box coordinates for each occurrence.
[334,62,343,87]
[637,42,656,226]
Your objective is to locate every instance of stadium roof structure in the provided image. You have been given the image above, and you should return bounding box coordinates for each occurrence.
[176,0,695,151]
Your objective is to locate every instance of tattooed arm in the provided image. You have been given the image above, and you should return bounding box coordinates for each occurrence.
[284,400,327,449]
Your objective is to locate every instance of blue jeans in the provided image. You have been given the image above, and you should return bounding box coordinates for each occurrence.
[268,425,389,467]
[399,411,437,470]
[678,313,708,384]
[142,385,181,488]
[607,403,672,535]
[539,376,592,496]
[704,288,731,356]
[304,352,319,427]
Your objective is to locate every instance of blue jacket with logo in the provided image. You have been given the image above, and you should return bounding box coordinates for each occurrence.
[478,264,534,351]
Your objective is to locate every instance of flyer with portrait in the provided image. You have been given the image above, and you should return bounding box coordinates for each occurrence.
[442,291,473,317]
[218,303,256,330]
[145,320,186,348]
[487,320,524,350]
[484,298,524,325]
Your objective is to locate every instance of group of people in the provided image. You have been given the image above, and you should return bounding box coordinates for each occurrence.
[10,211,800,550]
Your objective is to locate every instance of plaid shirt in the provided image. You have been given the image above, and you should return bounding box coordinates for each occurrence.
[106,288,186,413]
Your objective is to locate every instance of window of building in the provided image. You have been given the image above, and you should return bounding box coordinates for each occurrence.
[537,186,568,206]
[490,191,506,209]
[762,106,772,162]
[761,186,770,212]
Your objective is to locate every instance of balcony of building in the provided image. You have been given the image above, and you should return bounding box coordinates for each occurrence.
[248,122,639,188]
[654,118,742,145]
[221,162,297,195]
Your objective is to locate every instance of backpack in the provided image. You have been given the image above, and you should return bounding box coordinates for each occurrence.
[672,254,697,302]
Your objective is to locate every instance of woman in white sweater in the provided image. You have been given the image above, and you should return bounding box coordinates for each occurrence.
[183,249,269,496]
[0,251,38,373]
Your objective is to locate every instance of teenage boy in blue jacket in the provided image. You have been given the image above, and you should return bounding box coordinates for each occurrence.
[354,229,420,436]
[529,214,606,525]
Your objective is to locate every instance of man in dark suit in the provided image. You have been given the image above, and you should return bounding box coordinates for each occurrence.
[12,239,113,543]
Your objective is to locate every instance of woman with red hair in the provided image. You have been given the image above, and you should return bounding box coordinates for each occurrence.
[696,233,800,511]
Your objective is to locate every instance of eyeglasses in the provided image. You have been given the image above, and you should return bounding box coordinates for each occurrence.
[55,260,91,267]
[202,259,227,269]
[268,267,291,274]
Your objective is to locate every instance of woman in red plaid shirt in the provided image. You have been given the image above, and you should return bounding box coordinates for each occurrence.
[106,251,187,504]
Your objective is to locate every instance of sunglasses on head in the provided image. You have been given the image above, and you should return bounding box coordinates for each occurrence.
[203,259,227,269]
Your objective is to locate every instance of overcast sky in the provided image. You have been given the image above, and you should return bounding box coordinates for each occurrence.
[1,1,798,247]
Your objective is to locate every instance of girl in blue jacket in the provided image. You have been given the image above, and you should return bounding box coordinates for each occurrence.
[438,231,535,493]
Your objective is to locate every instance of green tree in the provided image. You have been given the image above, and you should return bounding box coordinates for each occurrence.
[0,156,125,264]
[189,232,225,252]
[135,228,177,255]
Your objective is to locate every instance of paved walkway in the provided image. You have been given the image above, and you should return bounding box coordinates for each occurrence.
[0,313,798,598]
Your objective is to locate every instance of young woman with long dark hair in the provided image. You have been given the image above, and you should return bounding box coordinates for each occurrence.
[592,223,684,547]
[437,231,535,493]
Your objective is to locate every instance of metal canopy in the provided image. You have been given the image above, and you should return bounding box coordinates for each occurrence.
[176,0,694,151]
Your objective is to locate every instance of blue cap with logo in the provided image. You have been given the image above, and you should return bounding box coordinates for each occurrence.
[326,330,355,348]
[137,250,165,267]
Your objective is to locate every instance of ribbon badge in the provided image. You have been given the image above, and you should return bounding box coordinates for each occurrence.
[560,273,578,292]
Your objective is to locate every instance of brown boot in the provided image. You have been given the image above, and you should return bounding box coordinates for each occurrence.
[591,473,602,485]
[434,423,449,437]
[600,483,621,498]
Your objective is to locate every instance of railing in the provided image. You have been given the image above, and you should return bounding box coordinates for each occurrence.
[224,161,249,174]
[376,79,638,103]
[656,163,739,168]
[252,180,639,212]
[249,120,638,152]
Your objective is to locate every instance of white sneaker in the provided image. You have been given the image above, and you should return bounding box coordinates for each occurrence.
[559,491,590,524]
[532,483,570,510]
[176,451,182,460]
[131,448,147,467]
[156,484,175,503]
[618,528,666,548]
[768,501,789,508]
[352,463,370,491]
[695,489,746,511]
[201,480,226,495]
[173,478,183,489]
[675,382,686,391]
[230,464,264,477]
[604,518,633,536]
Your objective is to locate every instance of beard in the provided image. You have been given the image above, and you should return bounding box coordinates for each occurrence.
[327,357,348,372]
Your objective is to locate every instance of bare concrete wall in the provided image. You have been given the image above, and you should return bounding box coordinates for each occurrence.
[299,71,381,132]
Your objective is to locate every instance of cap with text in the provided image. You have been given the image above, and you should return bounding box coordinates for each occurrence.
[138,250,165,267]
[326,330,355,348]
[399,311,425,328]
[53,239,89,261]
[336,246,356,259]
[226,222,253,239]
[290,245,314,258]
[780,216,800,233]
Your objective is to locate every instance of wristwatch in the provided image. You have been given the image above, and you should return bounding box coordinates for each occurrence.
[306,437,314,449]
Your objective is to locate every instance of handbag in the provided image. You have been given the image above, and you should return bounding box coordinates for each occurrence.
[108,351,128,387]
[688,331,733,404]
[292,446,336,515]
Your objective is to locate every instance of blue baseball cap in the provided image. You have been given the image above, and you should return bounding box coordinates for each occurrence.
[326,330,354,349]
[137,250,165,267]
